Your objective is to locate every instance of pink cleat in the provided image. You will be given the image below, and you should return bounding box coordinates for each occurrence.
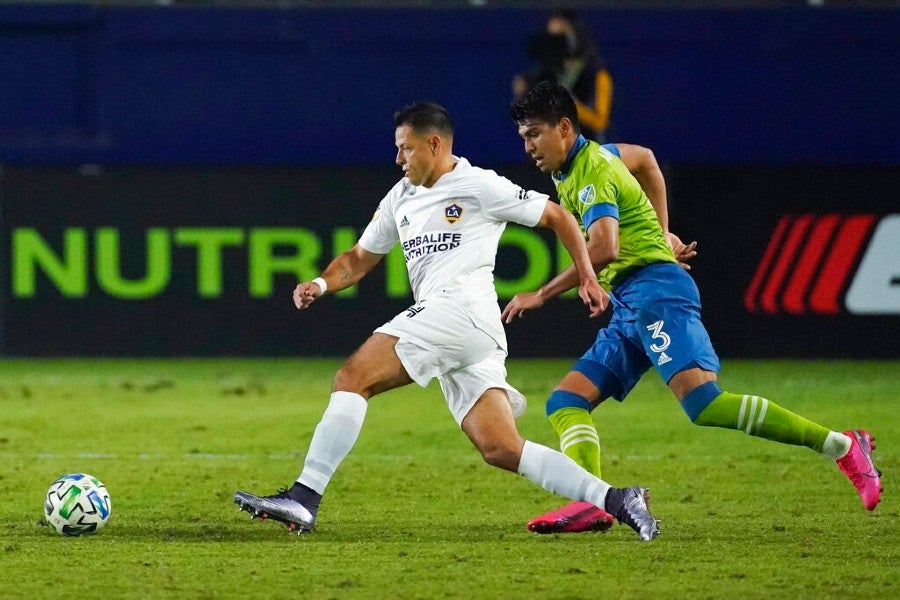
[836,430,883,510]
[527,501,615,534]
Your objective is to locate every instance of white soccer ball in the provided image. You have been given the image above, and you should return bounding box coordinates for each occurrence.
[44,473,111,536]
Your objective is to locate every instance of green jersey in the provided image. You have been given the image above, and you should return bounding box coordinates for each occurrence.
[552,138,675,290]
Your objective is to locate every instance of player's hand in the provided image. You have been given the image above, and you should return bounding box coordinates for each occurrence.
[666,232,698,270]
[578,277,609,318]
[293,281,322,310]
[501,291,545,324]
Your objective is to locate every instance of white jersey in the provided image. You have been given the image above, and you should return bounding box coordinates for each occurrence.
[359,157,548,304]
[362,156,547,420]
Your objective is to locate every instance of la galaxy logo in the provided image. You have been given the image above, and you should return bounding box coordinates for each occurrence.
[578,184,596,205]
[444,203,463,224]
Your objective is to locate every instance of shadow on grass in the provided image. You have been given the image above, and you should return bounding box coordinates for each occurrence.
[102,518,554,544]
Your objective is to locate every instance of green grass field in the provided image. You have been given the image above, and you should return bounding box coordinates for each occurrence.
[0,358,896,599]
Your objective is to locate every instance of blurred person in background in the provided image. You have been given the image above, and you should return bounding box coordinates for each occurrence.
[513,9,613,142]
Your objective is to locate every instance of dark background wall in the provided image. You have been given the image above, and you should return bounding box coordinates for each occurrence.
[1,4,898,358]
[1,5,898,166]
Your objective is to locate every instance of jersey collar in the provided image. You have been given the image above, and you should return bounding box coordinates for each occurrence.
[552,134,588,184]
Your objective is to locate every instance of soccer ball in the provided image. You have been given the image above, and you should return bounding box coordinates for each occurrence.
[44,473,111,536]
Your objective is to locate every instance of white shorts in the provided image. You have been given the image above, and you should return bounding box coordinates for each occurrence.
[375,296,527,425]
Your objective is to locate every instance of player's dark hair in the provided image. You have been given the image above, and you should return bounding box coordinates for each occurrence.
[509,80,581,134]
[394,102,454,138]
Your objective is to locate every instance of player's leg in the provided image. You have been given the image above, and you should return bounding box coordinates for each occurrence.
[642,266,880,509]
[636,263,841,457]
[670,367,840,453]
[671,368,882,510]
[460,387,659,541]
[547,373,604,479]
[234,332,413,531]
[528,371,612,534]
[292,332,413,503]
[530,321,651,533]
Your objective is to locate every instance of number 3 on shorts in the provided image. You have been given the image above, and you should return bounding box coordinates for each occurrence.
[646,320,671,353]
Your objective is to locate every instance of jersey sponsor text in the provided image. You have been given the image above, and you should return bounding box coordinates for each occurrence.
[401,232,462,260]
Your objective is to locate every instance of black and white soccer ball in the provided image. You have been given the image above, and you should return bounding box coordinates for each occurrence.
[44,473,111,536]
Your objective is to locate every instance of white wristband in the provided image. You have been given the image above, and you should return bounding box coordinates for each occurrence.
[311,277,328,297]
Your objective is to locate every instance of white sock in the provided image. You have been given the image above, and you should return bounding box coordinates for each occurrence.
[517,440,612,510]
[296,391,368,494]
[822,431,852,460]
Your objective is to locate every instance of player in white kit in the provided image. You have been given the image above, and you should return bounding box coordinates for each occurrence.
[234,102,659,541]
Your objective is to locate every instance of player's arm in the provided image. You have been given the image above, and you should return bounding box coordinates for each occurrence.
[502,202,607,323]
[614,143,668,231]
[293,243,384,310]
[615,142,697,269]
[585,215,619,269]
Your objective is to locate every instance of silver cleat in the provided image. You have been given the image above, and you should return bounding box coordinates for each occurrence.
[234,490,315,533]
[610,486,660,541]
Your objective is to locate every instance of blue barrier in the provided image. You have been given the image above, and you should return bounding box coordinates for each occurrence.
[0,5,897,165]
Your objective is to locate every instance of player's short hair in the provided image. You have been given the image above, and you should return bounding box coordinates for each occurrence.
[394,103,454,139]
[509,80,581,134]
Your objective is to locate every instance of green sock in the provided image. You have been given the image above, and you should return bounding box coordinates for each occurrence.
[694,391,830,452]
[548,407,602,477]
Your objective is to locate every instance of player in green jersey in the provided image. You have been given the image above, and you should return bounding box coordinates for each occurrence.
[505,81,882,534]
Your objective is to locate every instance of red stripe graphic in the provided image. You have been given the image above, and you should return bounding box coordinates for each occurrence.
[808,214,877,315]
[782,214,841,314]
[760,215,813,314]
[746,213,878,315]
[744,215,792,313]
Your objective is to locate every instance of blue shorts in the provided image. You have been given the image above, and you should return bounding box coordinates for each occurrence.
[574,263,720,401]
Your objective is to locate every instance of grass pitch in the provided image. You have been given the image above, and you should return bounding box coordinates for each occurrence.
[0,358,897,599]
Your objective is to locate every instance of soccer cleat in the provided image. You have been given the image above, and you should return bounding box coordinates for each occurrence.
[234,489,315,533]
[836,430,883,510]
[606,486,659,541]
[527,501,615,534]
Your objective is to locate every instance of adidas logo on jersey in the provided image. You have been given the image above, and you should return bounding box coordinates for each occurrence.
[657,352,672,366]
[399,215,409,228]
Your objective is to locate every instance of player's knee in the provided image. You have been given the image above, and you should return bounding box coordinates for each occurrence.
[545,390,591,416]
[331,365,353,390]
[332,364,367,396]
[679,380,722,423]
[479,441,522,472]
